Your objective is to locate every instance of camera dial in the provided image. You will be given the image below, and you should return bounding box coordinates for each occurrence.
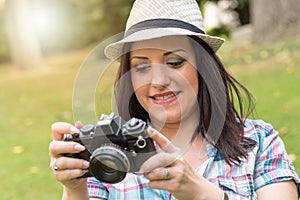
[80,124,94,136]
[124,118,144,132]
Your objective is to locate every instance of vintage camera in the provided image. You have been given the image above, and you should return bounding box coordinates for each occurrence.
[64,113,156,184]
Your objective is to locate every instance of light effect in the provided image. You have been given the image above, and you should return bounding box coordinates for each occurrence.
[31,6,59,38]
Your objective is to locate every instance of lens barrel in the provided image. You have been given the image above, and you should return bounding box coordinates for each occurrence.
[90,145,130,183]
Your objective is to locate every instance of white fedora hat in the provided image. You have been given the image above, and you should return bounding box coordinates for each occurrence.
[104,0,225,60]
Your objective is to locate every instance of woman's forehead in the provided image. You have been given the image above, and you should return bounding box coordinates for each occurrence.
[130,35,192,52]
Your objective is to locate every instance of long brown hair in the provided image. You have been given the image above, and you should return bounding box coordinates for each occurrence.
[114,36,256,164]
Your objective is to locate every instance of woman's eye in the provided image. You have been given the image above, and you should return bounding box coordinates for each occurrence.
[166,59,185,67]
[134,63,151,73]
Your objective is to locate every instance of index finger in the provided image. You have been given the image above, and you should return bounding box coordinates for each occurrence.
[147,126,178,153]
[51,122,79,141]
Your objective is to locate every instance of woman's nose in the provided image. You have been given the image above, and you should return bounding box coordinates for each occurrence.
[150,64,171,88]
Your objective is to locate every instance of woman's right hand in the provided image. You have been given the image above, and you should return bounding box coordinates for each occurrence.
[49,121,90,191]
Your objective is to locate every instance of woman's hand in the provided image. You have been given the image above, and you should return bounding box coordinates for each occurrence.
[49,121,89,192]
[140,126,224,200]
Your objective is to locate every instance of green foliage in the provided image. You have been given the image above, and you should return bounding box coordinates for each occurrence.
[234,0,250,25]
[207,25,232,39]
[200,0,250,25]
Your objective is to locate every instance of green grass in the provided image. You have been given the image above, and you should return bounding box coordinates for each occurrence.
[0,67,76,199]
[0,36,299,199]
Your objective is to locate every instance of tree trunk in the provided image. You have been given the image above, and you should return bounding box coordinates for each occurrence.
[4,0,45,70]
[250,0,300,43]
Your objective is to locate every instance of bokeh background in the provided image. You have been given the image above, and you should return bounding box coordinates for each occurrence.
[0,0,299,199]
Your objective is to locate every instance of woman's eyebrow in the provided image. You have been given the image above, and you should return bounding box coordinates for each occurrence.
[130,56,148,61]
[130,49,187,61]
[163,49,187,56]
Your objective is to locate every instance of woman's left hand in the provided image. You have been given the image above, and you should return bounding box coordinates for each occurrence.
[140,126,207,200]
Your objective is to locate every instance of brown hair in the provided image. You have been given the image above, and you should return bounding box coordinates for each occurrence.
[114,36,256,164]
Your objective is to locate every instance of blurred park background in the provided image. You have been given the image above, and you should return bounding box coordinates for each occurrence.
[0,0,299,199]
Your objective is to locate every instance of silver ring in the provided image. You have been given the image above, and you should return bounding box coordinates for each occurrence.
[53,159,59,171]
[165,167,170,179]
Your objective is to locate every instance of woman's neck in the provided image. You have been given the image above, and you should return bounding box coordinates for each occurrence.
[150,115,208,170]
[150,112,201,151]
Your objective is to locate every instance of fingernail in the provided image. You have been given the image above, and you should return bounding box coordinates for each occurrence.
[74,144,85,151]
[147,126,153,133]
[70,126,79,133]
[83,161,89,168]
[138,168,144,174]
[147,126,155,136]
[75,121,83,128]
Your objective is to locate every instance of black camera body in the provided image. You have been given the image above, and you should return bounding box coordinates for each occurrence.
[65,113,156,184]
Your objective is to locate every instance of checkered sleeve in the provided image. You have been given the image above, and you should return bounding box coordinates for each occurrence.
[87,177,109,199]
[253,121,299,191]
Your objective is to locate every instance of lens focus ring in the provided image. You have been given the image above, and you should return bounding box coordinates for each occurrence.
[89,144,130,183]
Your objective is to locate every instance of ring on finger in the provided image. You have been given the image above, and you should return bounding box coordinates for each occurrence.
[165,167,170,180]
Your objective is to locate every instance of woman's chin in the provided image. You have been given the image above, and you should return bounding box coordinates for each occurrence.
[150,111,182,125]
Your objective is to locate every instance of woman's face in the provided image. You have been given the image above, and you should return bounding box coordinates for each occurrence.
[129,36,199,124]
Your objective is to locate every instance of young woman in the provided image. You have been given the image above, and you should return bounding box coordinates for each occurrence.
[49,0,300,199]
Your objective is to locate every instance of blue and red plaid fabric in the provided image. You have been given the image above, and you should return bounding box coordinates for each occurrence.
[87,119,299,199]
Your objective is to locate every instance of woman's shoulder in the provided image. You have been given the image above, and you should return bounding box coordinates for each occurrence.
[242,119,279,142]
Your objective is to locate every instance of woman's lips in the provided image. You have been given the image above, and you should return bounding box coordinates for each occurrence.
[150,91,179,104]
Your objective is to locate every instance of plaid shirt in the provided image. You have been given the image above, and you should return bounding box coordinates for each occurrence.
[87,119,299,199]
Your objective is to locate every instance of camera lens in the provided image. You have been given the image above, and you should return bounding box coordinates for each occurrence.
[90,145,130,184]
[100,159,118,173]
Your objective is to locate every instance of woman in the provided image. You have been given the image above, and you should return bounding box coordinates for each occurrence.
[49,0,299,199]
